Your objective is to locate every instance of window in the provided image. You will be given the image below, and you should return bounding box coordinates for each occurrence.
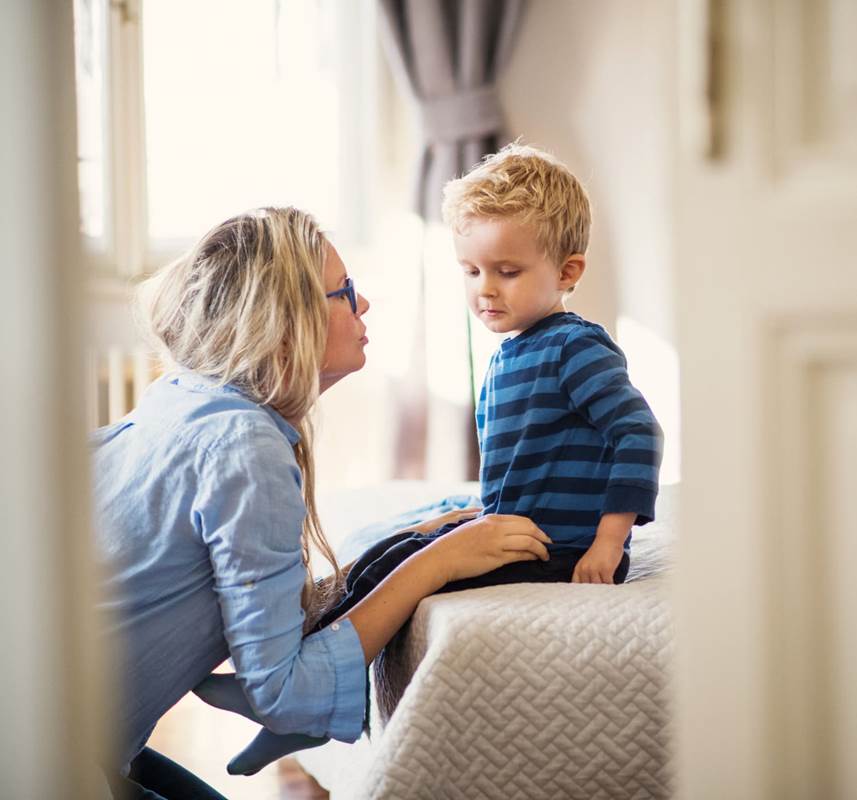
[73,0,108,245]
[73,0,377,278]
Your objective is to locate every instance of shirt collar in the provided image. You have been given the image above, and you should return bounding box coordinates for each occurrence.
[168,369,243,396]
[167,369,301,445]
[500,312,578,351]
[260,406,301,445]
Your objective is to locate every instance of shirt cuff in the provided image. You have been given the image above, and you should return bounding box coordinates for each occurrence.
[316,618,367,742]
[602,483,658,526]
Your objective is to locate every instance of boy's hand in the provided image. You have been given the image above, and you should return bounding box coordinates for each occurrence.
[572,511,635,584]
[571,538,625,584]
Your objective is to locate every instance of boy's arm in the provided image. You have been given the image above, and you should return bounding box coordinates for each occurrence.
[559,329,664,583]
[559,329,664,526]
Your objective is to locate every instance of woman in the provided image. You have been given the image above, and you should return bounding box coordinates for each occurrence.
[94,207,551,799]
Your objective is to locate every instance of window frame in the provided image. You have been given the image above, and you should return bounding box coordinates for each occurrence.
[83,0,378,281]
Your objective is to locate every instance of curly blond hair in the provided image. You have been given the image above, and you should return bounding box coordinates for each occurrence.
[442,143,591,265]
[137,207,342,629]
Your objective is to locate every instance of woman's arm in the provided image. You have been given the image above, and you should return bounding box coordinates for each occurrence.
[196,426,367,742]
[342,513,551,664]
[196,426,549,734]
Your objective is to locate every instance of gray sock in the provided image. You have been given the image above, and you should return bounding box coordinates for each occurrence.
[193,672,329,775]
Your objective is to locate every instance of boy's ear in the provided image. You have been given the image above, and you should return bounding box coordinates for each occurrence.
[559,254,586,291]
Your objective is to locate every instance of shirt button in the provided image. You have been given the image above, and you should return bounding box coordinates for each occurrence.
[330,622,341,631]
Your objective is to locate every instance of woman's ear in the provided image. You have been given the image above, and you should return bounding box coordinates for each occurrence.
[559,254,586,291]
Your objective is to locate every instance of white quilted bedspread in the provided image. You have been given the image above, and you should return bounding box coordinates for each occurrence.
[300,482,677,800]
[359,577,674,800]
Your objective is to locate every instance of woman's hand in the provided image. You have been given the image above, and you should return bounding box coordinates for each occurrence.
[342,513,551,665]
[421,513,552,585]
[400,506,482,535]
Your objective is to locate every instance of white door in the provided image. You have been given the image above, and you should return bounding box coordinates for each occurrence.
[674,0,857,797]
[0,2,102,797]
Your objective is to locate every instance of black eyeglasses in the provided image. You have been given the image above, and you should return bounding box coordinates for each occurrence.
[325,277,358,314]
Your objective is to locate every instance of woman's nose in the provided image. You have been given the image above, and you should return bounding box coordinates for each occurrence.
[356,292,370,315]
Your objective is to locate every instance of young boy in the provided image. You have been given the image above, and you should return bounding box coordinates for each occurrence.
[442,142,663,585]
[195,144,664,772]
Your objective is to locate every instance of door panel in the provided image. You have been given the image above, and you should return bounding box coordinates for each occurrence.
[674,0,857,797]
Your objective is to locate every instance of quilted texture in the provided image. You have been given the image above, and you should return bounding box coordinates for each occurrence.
[357,578,674,800]
[296,482,678,799]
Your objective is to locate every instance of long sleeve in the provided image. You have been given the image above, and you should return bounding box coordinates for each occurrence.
[193,423,366,741]
[558,329,664,525]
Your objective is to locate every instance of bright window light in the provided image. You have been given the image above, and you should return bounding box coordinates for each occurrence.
[617,314,681,483]
[73,0,107,242]
[143,0,342,242]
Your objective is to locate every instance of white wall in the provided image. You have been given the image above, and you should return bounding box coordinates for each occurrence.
[501,0,674,341]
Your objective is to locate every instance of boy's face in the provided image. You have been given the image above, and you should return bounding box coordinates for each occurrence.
[453,217,582,337]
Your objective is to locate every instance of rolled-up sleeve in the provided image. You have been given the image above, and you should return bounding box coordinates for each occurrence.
[193,423,366,741]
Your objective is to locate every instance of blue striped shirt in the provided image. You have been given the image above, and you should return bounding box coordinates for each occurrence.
[476,312,663,550]
[91,372,366,771]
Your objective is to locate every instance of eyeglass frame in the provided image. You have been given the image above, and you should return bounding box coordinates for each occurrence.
[325,277,358,314]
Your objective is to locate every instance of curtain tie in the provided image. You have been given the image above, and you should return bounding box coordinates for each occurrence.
[419,85,504,144]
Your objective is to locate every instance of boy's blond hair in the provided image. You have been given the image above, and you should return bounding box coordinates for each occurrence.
[442,143,591,265]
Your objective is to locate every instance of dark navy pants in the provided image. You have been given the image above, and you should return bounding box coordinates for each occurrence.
[105,748,227,800]
[312,522,630,633]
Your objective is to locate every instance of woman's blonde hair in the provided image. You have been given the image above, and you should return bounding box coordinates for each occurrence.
[442,142,591,266]
[138,207,341,629]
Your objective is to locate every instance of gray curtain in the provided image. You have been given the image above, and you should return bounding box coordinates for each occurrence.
[379,0,527,480]
[379,0,527,221]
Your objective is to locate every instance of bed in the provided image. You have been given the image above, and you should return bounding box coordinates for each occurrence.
[298,481,677,800]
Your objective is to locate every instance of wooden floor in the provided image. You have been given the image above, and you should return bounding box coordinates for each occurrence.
[147,691,328,799]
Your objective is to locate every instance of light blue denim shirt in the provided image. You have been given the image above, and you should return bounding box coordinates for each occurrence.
[91,371,366,770]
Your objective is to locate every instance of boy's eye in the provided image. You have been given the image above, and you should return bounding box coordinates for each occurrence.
[499,270,520,278]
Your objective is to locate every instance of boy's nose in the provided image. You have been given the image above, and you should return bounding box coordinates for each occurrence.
[477,277,497,297]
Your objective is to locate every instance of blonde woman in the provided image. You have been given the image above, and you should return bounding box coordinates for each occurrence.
[93,207,551,799]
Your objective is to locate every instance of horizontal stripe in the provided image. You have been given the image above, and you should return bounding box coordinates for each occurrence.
[489,363,557,391]
[613,445,663,465]
[481,446,614,483]
[487,373,565,400]
[491,391,569,419]
[568,368,629,410]
[481,448,613,478]
[481,420,605,452]
[607,464,660,484]
[528,507,603,526]
[483,481,614,506]
[561,328,623,360]
[561,355,624,394]
[591,397,654,429]
[480,404,573,436]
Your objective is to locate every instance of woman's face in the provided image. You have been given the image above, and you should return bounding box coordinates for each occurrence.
[320,244,370,392]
